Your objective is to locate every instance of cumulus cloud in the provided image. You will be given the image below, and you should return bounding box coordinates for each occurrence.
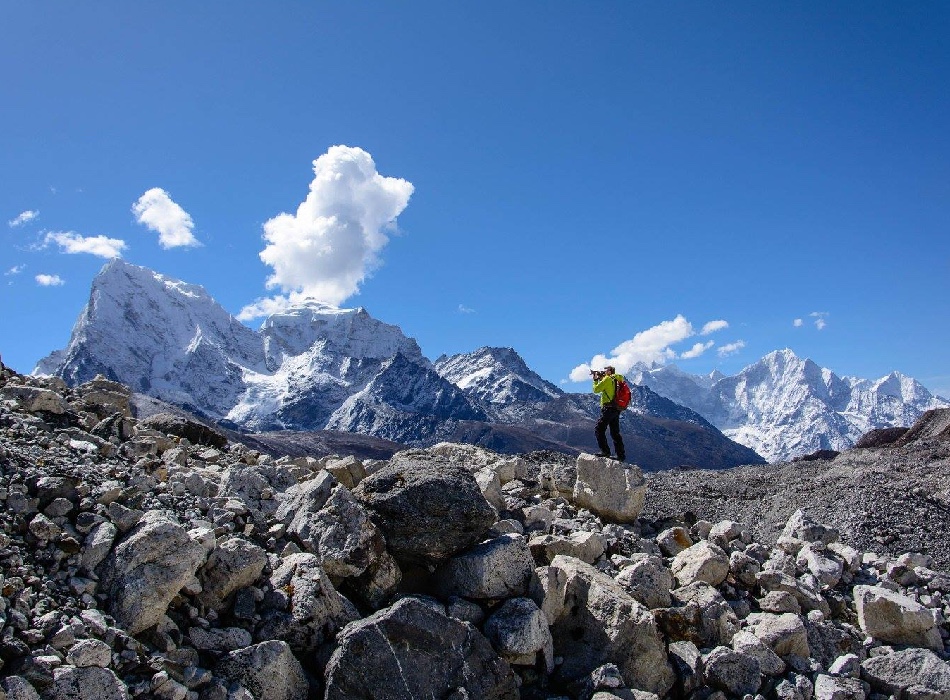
[810,311,829,330]
[681,341,715,359]
[718,340,746,357]
[793,318,803,327]
[568,314,732,381]
[8,210,38,227]
[35,274,64,286]
[239,146,414,319]
[132,188,200,248]
[44,231,127,258]
[701,320,728,335]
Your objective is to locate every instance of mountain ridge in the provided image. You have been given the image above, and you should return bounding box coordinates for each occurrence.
[33,260,764,469]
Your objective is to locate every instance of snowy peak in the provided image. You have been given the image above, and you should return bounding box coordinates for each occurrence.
[261,300,423,364]
[434,346,562,419]
[630,348,949,462]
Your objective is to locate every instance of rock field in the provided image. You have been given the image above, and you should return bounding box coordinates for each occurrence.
[0,359,949,700]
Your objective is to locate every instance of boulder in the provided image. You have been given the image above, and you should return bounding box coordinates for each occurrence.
[529,531,607,565]
[197,536,267,610]
[215,640,308,700]
[656,526,693,557]
[484,597,555,671]
[860,648,950,699]
[1,385,68,414]
[277,472,387,580]
[324,597,520,700]
[434,534,536,599]
[731,630,785,676]
[65,639,112,668]
[256,553,359,651]
[670,582,739,647]
[139,412,227,448]
[744,612,810,659]
[703,645,761,697]
[543,555,675,695]
[98,511,207,635]
[781,509,839,546]
[614,556,674,609]
[671,541,730,587]
[353,461,496,566]
[43,667,130,700]
[853,584,943,650]
[813,674,868,700]
[220,464,297,525]
[572,454,646,523]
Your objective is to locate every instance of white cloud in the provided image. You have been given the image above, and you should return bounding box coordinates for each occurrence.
[8,210,38,227]
[681,340,715,359]
[458,304,475,314]
[718,340,746,357]
[793,318,803,327]
[5,265,25,276]
[132,188,200,249]
[810,311,829,330]
[35,274,64,287]
[44,231,127,258]
[236,294,296,322]
[568,315,737,381]
[701,320,728,335]
[239,145,414,319]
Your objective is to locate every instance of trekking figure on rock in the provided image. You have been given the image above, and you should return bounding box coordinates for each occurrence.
[591,365,629,462]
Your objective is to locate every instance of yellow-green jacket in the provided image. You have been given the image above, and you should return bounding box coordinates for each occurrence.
[593,373,626,406]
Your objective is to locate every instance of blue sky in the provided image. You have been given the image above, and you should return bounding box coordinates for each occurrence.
[2,2,948,397]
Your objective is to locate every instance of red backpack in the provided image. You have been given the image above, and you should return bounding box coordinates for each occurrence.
[613,376,631,410]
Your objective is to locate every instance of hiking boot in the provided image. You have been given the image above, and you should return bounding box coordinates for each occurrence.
[615,455,626,462]
[598,452,612,458]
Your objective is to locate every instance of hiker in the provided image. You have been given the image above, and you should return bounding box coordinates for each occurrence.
[591,365,626,461]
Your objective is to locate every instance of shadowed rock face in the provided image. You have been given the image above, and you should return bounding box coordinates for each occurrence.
[353,460,497,566]
[323,597,520,700]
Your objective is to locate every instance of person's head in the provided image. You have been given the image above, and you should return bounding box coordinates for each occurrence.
[604,365,615,375]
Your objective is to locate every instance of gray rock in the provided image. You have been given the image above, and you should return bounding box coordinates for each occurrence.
[828,653,861,678]
[42,666,130,700]
[543,555,674,696]
[854,584,943,650]
[80,521,117,574]
[220,464,297,525]
[781,509,839,546]
[64,639,112,668]
[189,626,253,651]
[256,553,358,651]
[1,675,41,700]
[703,645,761,697]
[732,630,785,676]
[656,526,693,557]
[215,640,308,700]
[2,385,68,414]
[614,555,674,609]
[813,673,867,700]
[197,536,267,610]
[743,612,810,659]
[671,541,730,587]
[324,597,519,700]
[435,534,536,599]
[353,461,496,566]
[98,511,208,635]
[528,531,607,565]
[280,474,386,580]
[860,648,950,699]
[572,454,646,523]
[483,597,554,671]
[670,582,739,647]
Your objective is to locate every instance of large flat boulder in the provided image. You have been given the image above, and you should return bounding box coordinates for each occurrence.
[572,454,646,523]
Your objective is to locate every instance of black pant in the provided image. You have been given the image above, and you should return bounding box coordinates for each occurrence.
[595,405,625,460]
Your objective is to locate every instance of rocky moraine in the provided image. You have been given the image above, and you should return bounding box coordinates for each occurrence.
[0,358,949,699]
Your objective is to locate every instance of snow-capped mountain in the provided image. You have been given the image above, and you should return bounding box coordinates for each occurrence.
[33,261,765,469]
[627,349,949,462]
[434,347,562,421]
[36,260,483,443]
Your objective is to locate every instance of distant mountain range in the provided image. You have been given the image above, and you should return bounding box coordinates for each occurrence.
[34,260,946,465]
[34,260,762,470]
[628,352,948,462]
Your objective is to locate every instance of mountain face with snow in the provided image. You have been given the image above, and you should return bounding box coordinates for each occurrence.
[627,349,949,462]
[34,261,764,468]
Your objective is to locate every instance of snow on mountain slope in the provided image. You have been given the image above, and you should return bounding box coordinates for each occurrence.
[34,261,479,437]
[628,349,949,462]
[434,347,562,420]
